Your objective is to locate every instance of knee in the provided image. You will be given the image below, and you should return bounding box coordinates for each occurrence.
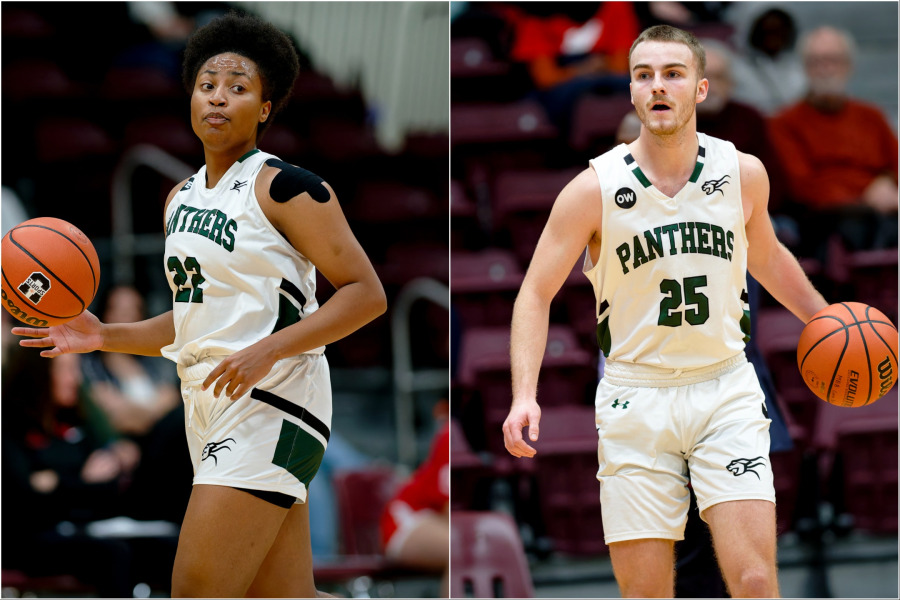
[731,566,778,598]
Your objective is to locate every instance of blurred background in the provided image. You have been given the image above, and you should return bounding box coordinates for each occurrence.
[449,1,898,598]
[2,1,448,597]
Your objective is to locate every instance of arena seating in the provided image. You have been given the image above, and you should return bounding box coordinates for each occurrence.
[530,405,608,555]
[450,511,534,598]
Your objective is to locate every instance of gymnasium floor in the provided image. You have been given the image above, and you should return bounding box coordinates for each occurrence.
[531,532,899,598]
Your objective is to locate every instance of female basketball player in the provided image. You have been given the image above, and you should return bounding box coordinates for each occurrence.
[14,12,386,597]
[503,25,829,598]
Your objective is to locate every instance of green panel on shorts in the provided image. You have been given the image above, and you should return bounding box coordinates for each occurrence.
[596,316,611,357]
[740,309,752,344]
[271,419,325,487]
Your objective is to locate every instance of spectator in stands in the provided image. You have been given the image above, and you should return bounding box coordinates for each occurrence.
[697,39,790,225]
[2,348,138,597]
[380,419,449,596]
[80,285,192,524]
[501,2,639,132]
[726,6,806,116]
[82,286,181,438]
[770,26,898,257]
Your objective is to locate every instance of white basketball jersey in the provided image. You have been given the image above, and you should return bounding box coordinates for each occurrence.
[161,149,323,366]
[584,133,750,369]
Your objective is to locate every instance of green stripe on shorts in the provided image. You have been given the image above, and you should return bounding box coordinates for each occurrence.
[272,419,325,487]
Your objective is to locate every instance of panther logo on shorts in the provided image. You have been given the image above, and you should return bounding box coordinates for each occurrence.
[202,438,236,465]
[726,456,766,479]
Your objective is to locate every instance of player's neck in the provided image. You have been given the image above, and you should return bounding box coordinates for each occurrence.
[630,125,699,184]
[203,143,258,189]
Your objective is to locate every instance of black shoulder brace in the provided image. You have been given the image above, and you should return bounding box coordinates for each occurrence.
[265,158,330,203]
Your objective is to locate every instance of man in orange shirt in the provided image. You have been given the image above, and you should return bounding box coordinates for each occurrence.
[770,26,898,255]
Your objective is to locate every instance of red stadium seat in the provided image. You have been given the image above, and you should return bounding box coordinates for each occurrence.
[452,101,557,146]
[491,167,581,265]
[531,405,607,555]
[34,117,117,163]
[451,248,524,329]
[123,115,202,159]
[833,417,898,533]
[449,418,491,511]
[450,511,534,598]
[457,325,596,464]
[569,93,634,152]
[451,38,510,79]
[755,308,821,436]
[826,244,899,324]
[258,124,306,162]
[2,59,82,101]
[333,466,404,555]
[100,66,181,101]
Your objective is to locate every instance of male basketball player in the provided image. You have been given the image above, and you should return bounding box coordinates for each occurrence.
[503,25,828,598]
[14,12,385,598]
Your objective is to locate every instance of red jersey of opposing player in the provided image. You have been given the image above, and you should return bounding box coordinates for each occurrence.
[380,422,449,556]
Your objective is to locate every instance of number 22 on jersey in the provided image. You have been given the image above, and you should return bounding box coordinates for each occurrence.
[168,256,205,303]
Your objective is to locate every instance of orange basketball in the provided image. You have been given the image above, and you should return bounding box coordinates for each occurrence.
[1,217,100,327]
[797,302,898,407]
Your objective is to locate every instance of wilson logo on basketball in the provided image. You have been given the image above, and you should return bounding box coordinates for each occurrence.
[18,272,51,304]
[878,357,894,396]
[0,288,49,327]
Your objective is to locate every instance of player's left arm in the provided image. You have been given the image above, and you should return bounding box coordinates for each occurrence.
[741,151,828,323]
[203,164,386,399]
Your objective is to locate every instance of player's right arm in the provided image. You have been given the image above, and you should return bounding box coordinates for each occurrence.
[503,168,603,458]
[11,179,190,357]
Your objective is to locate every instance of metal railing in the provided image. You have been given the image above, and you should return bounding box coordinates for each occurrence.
[390,277,449,467]
[110,145,195,285]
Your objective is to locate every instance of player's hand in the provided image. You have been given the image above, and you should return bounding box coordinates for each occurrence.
[503,399,541,458]
[12,310,104,357]
[202,342,278,400]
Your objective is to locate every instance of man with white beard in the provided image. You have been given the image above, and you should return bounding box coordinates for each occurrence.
[770,26,898,255]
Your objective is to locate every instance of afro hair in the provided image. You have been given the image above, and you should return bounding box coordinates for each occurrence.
[182,11,300,139]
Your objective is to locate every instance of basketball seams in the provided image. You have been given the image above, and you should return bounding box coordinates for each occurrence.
[842,302,873,406]
[824,322,850,405]
[799,316,845,369]
[863,306,898,363]
[13,223,98,295]
[7,228,87,316]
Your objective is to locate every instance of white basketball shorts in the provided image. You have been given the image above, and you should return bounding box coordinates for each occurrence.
[594,352,775,544]
[178,353,332,504]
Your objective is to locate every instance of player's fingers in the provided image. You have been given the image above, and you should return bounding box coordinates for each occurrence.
[40,348,62,358]
[225,378,241,398]
[512,439,536,458]
[12,327,49,338]
[19,337,56,348]
[212,372,232,398]
[202,363,227,391]
[528,412,541,442]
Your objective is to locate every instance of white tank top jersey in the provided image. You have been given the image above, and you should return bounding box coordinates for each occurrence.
[161,149,323,366]
[584,132,751,369]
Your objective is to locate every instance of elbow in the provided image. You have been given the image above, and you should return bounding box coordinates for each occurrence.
[370,279,388,320]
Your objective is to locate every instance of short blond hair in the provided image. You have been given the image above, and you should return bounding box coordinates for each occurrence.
[629,25,707,78]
